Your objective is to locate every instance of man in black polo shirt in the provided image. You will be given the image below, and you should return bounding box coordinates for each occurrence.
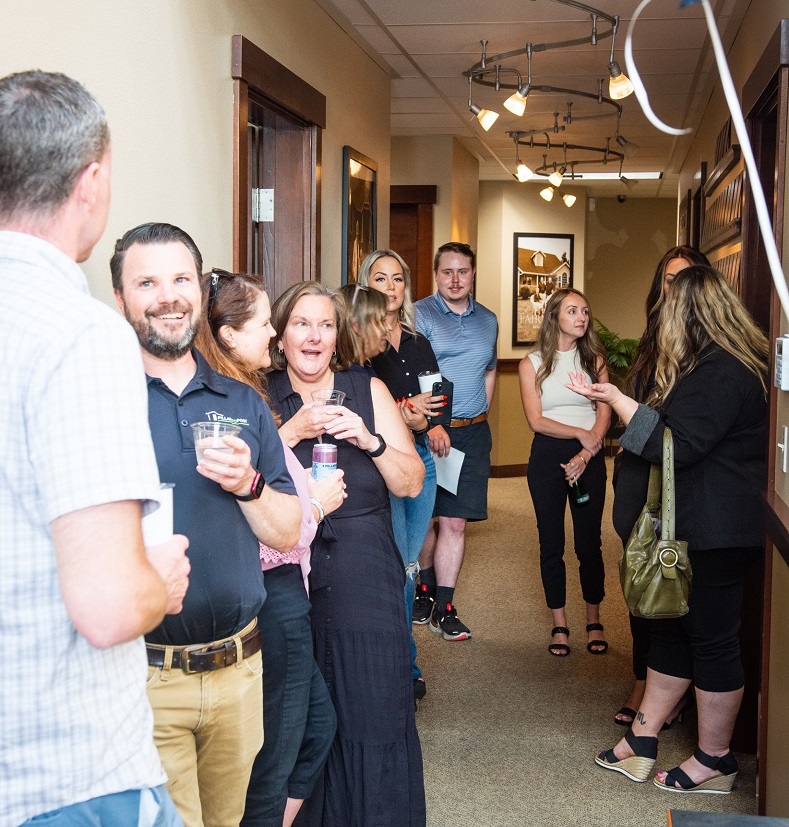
[111,222,301,827]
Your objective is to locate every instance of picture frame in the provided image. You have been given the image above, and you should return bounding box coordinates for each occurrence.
[342,146,377,284]
[512,232,574,346]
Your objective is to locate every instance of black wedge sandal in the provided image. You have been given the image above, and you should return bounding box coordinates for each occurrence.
[654,748,738,794]
[595,729,658,782]
[548,626,570,656]
[586,622,608,654]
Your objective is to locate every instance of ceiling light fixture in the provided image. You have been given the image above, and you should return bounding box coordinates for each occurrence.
[468,72,499,131]
[548,168,564,187]
[562,193,577,207]
[540,186,555,202]
[607,17,634,100]
[514,141,533,182]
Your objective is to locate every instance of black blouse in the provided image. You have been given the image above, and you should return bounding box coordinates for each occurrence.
[370,329,440,401]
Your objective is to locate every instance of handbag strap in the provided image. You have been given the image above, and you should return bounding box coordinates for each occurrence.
[661,427,676,541]
[646,462,660,511]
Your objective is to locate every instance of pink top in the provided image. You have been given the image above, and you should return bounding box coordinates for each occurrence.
[259,436,317,593]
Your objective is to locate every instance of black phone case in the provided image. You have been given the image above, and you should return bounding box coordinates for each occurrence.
[430,379,454,426]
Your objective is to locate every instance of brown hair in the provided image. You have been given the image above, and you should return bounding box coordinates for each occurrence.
[535,288,606,389]
[269,282,354,372]
[626,245,710,399]
[193,270,278,421]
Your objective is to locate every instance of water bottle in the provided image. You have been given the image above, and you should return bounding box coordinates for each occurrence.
[312,443,337,479]
[569,477,590,505]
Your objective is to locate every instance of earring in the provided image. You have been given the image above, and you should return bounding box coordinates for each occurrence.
[278,346,284,353]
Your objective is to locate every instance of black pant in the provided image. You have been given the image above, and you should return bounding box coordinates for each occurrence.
[527,433,607,609]
[648,546,762,692]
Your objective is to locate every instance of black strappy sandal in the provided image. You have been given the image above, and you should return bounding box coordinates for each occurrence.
[548,626,570,656]
[654,748,738,794]
[586,622,608,654]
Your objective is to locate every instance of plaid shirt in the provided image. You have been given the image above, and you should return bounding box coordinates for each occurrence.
[0,231,166,824]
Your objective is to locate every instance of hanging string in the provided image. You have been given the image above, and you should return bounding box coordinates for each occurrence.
[624,0,789,321]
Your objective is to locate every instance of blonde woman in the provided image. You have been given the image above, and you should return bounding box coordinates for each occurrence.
[569,266,768,793]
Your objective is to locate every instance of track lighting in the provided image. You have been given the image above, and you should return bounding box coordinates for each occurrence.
[608,61,634,100]
[470,104,499,130]
[516,162,533,182]
[504,84,530,116]
[540,186,555,202]
[562,193,577,207]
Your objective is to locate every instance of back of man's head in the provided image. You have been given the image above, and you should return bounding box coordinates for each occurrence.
[0,70,109,222]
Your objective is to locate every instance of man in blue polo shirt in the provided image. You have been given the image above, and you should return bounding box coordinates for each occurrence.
[112,222,301,827]
[414,242,498,642]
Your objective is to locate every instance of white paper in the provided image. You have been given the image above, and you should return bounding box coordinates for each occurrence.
[432,447,465,495]
[418,371,441,394]
[142,484,174,545]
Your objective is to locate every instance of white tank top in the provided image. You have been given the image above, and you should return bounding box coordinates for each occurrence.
[528,348,597,429]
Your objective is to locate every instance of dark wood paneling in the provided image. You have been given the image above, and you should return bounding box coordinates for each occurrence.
[232,35,326,127]
[391,185,437,205]
[233,80,249,272]
[390,200,434,301]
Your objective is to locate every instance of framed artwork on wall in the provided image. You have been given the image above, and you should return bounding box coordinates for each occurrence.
[512,232,574,347]
[342,146,377,284]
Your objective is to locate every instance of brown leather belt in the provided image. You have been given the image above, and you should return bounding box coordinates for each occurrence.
[450,412,488,428]
[146,621,261,674]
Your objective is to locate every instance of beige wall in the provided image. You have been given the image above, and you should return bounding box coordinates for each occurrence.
[1,0,391,305]
[584,197,677,340]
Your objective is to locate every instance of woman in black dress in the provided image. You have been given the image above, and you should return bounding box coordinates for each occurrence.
[268,281,426,827]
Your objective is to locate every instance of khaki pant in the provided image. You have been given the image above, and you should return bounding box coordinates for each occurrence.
[146,632,263,827]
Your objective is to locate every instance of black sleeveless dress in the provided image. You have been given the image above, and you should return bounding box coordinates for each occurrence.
[268,368,426,827]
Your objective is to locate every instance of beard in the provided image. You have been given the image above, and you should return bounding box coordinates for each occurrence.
[125,303,197,360]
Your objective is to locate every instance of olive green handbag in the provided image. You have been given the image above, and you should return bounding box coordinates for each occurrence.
[619,428,692,619]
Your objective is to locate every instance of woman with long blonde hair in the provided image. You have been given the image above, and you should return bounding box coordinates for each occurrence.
[569,265,768,794]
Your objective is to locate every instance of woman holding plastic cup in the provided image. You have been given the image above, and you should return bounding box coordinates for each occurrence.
[268,281,427,827]
[354,251,445,700]
[195,270,345,827]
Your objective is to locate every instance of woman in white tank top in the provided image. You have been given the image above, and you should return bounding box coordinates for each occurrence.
[518,289,611,657]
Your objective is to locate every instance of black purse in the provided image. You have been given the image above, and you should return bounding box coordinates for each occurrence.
[619,428,692,619]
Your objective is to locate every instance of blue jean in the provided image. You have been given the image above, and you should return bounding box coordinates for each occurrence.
[389,440,437,680]
[23,785,182,826]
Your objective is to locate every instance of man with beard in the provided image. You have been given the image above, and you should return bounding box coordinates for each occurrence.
[111,222,301,827]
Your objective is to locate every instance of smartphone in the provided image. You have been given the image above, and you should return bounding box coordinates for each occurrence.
[429,379,454,426]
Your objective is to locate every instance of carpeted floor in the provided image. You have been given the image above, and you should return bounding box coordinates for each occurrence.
[414,467,757,827]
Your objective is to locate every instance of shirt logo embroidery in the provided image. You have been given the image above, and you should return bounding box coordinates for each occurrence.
[204,410,250,427]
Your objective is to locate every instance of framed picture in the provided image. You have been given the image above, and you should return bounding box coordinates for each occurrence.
[512,232,574,346]
[342,146,377,284]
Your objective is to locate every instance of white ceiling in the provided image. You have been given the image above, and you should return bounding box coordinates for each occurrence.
[314,0,752,197]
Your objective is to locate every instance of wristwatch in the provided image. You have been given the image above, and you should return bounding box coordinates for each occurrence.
[365,433,387,458]
[234,471,264,501]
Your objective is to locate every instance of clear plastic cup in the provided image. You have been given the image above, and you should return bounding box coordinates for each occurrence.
[191,421,242,464]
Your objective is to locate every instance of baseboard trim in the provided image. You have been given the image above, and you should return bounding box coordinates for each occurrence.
[491,464,527,478]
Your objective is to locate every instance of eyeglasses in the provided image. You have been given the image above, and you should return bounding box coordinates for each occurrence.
[351,282,369,306]
[207,268,236,315]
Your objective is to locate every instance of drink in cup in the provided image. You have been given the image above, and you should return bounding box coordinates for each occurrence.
[191,421,242,464]
[310,389,346,443]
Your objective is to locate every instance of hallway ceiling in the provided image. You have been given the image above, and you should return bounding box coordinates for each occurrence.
[314,0,751,197]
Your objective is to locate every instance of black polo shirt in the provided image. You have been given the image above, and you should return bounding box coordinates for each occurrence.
[370,330,440,400]
[145,349,296,645]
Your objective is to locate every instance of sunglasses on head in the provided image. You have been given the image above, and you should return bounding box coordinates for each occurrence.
[207,268,237,314]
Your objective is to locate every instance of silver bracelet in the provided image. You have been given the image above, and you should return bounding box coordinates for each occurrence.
[309,497,325,523]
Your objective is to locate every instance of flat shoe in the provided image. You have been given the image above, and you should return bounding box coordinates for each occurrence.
[653,748,738,795]
[548,626,570,656]
[586,622,608,654]
[613,706,637,727]
[595,729,657,783]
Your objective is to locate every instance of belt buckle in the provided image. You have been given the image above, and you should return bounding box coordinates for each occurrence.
[180,643,209,674]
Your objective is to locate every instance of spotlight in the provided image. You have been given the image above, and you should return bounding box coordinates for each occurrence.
[516,162,533,182]
[608,61,634,100]
[504,84,530,117]
[548,167,564,187]
[470,104,499,131]
[540,186,555,202]
[562,193,577,207]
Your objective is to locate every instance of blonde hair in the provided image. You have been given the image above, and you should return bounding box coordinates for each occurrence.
[535,288,606,389]
[356,249,418,335]
[339,283,389,364]
[649,265,769,407]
